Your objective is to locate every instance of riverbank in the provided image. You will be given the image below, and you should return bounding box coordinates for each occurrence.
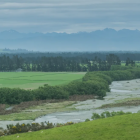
[34,79,140,124]
[1,79,140,129]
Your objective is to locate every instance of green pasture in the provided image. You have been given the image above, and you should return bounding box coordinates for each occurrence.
[0,72,86,89]
[2,113,140,140]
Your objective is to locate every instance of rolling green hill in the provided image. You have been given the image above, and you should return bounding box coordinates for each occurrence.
[2,113,140,140]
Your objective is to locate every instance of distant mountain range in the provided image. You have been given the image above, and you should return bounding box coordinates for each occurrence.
[0,28,140,52]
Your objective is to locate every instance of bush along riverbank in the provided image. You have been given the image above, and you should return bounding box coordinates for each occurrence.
[1,68,140,104]
[91,111,132,120]
[0,121,75,137]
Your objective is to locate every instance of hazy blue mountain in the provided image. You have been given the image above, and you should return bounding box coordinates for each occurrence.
[0,28,140,52]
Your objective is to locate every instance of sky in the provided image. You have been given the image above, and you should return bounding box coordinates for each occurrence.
[0,0,140,33]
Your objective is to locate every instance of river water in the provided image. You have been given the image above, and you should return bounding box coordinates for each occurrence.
[34,79,140,124]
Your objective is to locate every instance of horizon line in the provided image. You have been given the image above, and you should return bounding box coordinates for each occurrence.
[0,28,140,34]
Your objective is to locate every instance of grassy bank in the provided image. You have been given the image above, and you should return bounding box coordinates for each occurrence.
[2,113,140,140]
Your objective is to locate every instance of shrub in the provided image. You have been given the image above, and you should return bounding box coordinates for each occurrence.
[0,121,75,136]
[85,119,90,122]
[5,122,54,135]
[100,112,106,118]
[105,111,111,117]
[91,113,101,120]
[91,111,132,120]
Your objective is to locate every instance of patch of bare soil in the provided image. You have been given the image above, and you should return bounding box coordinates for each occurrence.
[99,100,140,109]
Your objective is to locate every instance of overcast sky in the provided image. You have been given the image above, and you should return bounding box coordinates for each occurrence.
[0,0,140,33]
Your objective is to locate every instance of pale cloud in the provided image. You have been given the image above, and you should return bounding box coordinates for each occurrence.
[0,0,140,33]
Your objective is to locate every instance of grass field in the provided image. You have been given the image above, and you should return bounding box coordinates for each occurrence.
[2,113,140,140]
[0,72,86,89]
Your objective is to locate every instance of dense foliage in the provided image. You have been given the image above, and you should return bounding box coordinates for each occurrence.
[0,85,69,104]
[1,68,140,104]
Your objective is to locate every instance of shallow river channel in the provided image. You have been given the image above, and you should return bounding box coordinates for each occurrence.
[1,79,140,129]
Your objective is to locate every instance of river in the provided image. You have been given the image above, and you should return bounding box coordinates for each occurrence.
[1,79,140,129]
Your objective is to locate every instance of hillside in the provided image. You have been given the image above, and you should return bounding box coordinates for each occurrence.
[2,113,140,140]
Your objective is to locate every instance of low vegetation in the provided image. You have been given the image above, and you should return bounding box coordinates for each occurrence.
[0,121,75,137]
[0,101,77,121]
[0,95,94,120]
[91,111,132,120]
[99,98,140,109]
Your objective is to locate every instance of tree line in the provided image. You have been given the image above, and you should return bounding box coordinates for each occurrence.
[1,51,140,61]
[0,54,122,72]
